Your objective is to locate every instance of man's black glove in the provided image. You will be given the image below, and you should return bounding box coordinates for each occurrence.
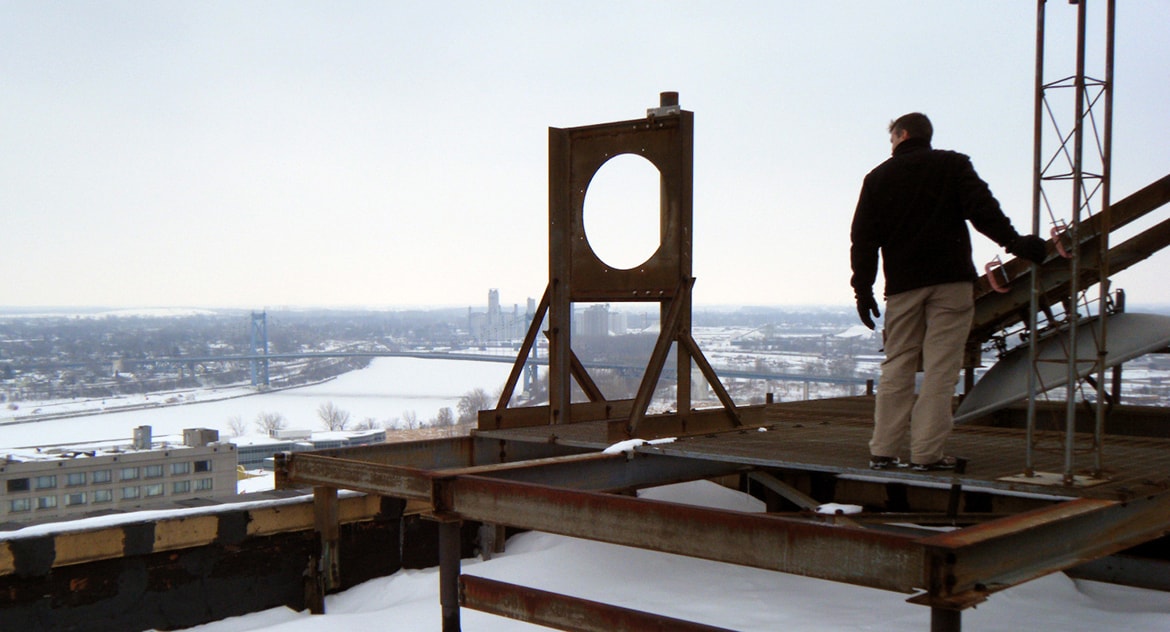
[1007,234,1047,265]
[856,294,880,330]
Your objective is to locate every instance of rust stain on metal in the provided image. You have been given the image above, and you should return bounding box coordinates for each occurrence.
[461,574,736,632]
[448,474,924,593]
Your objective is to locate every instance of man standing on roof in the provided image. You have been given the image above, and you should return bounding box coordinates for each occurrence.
[850,112,1046,472]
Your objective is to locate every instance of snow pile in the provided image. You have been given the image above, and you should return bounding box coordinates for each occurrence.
[601,437,677,455]
[815,503,863,515]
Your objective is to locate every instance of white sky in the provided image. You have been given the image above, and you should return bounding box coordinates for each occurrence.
[3,1,1168,309]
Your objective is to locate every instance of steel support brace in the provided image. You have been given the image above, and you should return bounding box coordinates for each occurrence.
[460,575,736,632]
[287,450,745,499]
[917,493,1170,608]
[443,475,923,593]
[931,607,961,632]
[627,279,691,436]
[302,435,478,470]
[308,486,340,614]
[439,520,462,632]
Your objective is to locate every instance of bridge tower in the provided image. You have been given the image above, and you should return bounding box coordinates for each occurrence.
[250,311,270,387]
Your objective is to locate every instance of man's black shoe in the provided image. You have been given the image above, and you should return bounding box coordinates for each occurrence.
[911,456,959,472]
[869,456,906,470]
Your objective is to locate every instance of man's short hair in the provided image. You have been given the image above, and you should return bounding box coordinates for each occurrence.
[889,113,933,142]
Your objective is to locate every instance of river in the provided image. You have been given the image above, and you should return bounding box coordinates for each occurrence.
[0,356,514,448]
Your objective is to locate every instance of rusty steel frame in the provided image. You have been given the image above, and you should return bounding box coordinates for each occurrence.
[277,439,1170,631]
[490,93,740,436]
[440,475,925,593]
[916,493,1170,610]
[276,67,1170,628]
[278,447,746,501]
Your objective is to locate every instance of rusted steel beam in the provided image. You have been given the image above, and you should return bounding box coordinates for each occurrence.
[460,575,736,632]
[681,333,741,426]
[312,486,341,598]
[439,451,623,477]
[606,405,763,442]
[296,436,478,469]
[479,399,636,431]
[916,492,1170,609]
[285,449,745,498]
[439,520,462,632]
[971,173,1170,343]
[971,216,1170,344]
[974,173,1170,303]
[569,349,607,403]
[442,475,924,593]
[285,435,587,472]
[279,453,435,501]
[627,279,691,438]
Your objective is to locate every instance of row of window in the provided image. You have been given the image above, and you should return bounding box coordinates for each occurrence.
[7,478,215,513]
[5,460,213,493]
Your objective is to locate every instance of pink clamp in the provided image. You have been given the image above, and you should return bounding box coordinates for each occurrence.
[985,256,1010,293]
[1051,221,1073,259]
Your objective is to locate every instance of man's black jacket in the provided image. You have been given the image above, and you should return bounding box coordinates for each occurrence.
[850,137,1022,298]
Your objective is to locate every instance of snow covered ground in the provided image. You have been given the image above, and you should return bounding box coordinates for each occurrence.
[159,480,1170,632]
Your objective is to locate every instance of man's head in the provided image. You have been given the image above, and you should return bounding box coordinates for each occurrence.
[888,112,932,151]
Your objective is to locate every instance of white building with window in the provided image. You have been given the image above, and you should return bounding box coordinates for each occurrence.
[1,426,237,524]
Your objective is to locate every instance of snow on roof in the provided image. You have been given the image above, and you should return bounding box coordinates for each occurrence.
[836,324,877,339]
[3,433,199,464]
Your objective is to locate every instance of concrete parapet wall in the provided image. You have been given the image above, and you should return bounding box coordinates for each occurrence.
[0,493,478,632]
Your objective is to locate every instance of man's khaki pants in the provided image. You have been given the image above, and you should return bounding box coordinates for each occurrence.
[869,281,974,465]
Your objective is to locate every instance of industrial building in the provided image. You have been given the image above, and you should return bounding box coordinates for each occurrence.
[231,427,388,470]
[0,426,237,525]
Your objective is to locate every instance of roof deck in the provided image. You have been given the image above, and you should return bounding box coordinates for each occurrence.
[277,396,1170,631]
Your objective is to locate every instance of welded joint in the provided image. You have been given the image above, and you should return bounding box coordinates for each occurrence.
[429,476,457,518]
[912,549,991,611]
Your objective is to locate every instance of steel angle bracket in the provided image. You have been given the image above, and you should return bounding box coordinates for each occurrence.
[911,492,1170,610]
